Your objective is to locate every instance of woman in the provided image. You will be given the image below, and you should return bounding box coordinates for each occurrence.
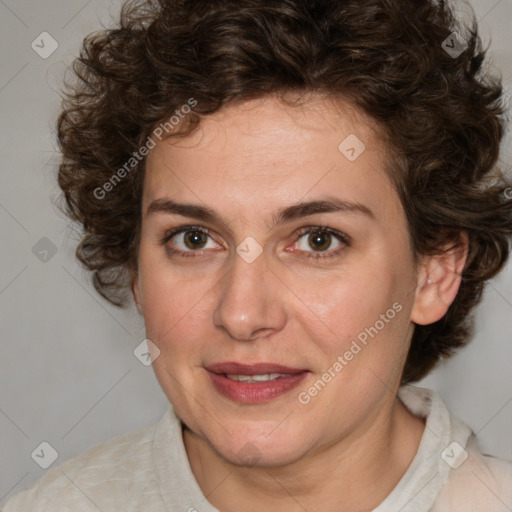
[3,0,512,510]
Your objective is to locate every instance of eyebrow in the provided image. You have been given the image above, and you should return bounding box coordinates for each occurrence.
[146,197,375,230]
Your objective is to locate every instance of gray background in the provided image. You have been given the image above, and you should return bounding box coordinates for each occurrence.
[0,0,511,504]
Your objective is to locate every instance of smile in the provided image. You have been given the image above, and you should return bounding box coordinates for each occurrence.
[205,362,309,403]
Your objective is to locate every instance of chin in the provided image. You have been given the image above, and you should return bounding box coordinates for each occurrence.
[219,442,308,468]
[205,422,313,468]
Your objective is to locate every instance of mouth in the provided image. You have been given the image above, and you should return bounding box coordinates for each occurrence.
[205,362,310,403]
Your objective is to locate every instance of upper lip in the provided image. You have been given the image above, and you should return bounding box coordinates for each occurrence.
[206,362,308,375]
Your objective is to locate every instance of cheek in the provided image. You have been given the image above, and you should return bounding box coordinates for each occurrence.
[295,263,396,331]
[296,264,410,371]
[137,256,212,345]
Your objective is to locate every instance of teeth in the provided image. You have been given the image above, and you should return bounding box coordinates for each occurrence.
[226,373,292,382]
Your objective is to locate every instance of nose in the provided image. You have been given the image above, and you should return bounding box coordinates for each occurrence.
[212,248,287,342]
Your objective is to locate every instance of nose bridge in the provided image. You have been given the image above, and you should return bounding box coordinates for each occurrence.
[212,248,286,341]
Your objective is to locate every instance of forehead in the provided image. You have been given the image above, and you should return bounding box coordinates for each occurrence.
[142,95,399,223]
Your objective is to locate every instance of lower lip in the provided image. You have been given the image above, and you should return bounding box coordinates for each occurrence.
[207,370,309,404]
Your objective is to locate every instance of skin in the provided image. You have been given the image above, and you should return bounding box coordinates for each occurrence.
[132,94,467,511]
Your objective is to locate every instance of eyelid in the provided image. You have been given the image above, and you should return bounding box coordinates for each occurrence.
[294,225,351,245]
[161,225,212,245]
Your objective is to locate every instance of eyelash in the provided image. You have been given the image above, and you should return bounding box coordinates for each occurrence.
[161,225,350,260]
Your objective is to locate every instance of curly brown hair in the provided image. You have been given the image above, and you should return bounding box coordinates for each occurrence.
[56,0,512,384]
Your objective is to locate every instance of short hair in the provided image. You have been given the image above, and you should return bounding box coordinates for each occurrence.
[56,0,512,384]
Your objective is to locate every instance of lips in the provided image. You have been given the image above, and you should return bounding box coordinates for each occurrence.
[205,362,309,403]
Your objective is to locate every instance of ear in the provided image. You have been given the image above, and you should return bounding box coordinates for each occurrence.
[410,232,468,326]
[130,267,143,314]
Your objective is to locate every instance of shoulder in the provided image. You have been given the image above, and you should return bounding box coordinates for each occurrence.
[1,419,164,512]
[398,385,512,512]
[432,438,512,512]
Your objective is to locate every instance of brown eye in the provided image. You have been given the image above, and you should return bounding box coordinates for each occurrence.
[293,226,349,260]
[183,230,208,249]
[307,231,332,251]
[162,226,220,255]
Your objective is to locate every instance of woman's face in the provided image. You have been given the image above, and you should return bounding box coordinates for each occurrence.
[134,95,427,466]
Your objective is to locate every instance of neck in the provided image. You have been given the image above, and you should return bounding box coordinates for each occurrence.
[183,397,425,512]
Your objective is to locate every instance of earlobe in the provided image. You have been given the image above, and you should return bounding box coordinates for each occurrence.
[410,233,468,326]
